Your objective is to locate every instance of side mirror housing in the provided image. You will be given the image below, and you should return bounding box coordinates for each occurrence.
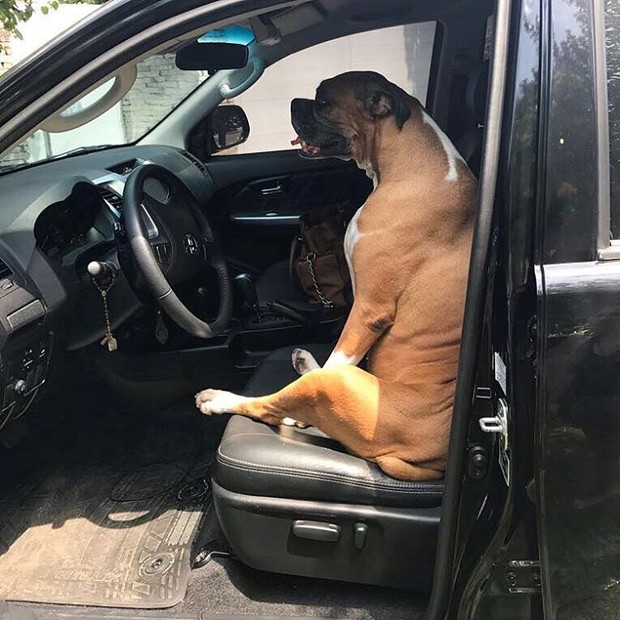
[208,105,250,154]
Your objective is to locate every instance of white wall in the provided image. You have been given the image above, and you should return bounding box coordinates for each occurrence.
[231,22,436,154]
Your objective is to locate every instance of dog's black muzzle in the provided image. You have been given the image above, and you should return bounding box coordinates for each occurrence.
[290,98,350,159]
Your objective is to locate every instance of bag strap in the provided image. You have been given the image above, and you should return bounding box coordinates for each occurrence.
[305,252,335,308]
[289,236,303,281]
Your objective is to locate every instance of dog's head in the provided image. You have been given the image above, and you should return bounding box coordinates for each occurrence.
[290,71,413,161]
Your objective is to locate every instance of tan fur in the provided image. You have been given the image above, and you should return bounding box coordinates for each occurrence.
[197,74,477,481]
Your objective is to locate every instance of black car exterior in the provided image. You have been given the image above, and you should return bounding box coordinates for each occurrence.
[436,0,620,618]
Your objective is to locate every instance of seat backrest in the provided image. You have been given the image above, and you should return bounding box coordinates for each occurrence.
[456,60,490,176]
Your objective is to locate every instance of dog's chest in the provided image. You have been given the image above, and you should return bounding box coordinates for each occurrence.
[344,206,363,294]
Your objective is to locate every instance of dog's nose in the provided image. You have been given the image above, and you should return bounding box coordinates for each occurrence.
[291,98,314,118]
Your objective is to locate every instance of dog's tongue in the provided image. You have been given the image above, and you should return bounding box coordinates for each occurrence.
[291,136,320,155]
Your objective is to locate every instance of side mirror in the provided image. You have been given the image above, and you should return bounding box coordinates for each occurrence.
[208,105,250,153]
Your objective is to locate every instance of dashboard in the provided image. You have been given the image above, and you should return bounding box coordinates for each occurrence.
[33,182,106,259]
[0,144,217,429]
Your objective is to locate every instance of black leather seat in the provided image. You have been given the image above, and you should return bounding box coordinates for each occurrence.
[212,344,444,590]
[455,60,490,176]
[218,416,444,508]
[255,260,350,323]
[255,260,307,308]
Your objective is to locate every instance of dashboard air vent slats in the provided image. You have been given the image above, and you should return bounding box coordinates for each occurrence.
[98,186,124,211]
[182,151,210,180]
[0,258,13,280]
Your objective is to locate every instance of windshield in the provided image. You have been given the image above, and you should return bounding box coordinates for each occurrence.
[0,52,209,169]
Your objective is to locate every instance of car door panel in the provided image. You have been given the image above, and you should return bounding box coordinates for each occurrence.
[207,150,372,271]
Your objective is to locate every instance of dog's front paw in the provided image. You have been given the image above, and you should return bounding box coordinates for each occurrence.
[195,389,249,415]
[292,348,320,375]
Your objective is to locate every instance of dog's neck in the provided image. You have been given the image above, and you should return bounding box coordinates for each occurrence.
[359,160,378,190]
[353,113,416,188]
[354,105,449,189]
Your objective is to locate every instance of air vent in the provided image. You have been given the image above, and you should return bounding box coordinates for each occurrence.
[0,258,13,280]
[183,151,211,180]
[106,159,139,176]
[98,186,124,212]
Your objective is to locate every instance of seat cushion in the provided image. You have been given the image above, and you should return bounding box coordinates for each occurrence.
[256,260,350,316]
[242,342,332,396]
[255,260,306,305]
[214,345,444,509]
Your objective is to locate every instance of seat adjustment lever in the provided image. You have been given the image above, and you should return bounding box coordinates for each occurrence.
[293,520,341,542]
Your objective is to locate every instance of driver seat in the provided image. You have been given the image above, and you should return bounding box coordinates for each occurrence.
[211,344,444,590]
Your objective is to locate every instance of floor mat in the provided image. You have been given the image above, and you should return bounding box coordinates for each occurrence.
[0,402,215,609]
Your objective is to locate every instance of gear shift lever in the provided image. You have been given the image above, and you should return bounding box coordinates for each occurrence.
[234,273,261,319]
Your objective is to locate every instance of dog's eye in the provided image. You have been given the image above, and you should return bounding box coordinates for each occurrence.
[316,99,330,110]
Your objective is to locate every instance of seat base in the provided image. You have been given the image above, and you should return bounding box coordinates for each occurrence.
[212,345,443,589]
[213,481,440,590]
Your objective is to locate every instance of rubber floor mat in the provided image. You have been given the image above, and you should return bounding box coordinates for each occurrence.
[0,404,214,609]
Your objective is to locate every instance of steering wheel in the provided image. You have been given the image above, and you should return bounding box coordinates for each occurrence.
[123,163,233,338]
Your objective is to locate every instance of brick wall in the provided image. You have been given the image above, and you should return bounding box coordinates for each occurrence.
[121,54,207,142]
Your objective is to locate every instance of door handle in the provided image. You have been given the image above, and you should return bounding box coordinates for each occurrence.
[230,213,299,225]
[260,183,284,196]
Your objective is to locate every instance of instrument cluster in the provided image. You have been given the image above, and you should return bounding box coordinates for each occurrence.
[34,182,105,259]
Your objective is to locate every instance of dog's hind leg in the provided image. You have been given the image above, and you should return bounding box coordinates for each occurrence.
[196,368,338,427]
[196,366,442,481]
[291,348,321,375]
[374,455,444,481]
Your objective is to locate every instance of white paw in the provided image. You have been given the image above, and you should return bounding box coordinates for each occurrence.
[292,348,320,375]
[195,389,249,415]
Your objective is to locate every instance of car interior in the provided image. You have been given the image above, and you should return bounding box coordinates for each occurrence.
[0,0,495,616]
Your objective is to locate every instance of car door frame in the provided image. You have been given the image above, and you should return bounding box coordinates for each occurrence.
[424,0,546,617]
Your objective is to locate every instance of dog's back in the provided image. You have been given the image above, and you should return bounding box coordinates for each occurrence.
[348,98,477,395]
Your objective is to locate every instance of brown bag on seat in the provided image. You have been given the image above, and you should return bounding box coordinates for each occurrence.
[290,204,356,308]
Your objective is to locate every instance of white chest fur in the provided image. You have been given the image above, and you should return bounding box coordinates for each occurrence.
[422,110,465,182]
[344,206,363,295]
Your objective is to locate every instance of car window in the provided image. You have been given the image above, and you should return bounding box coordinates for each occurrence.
[216,22,436,156]
[605,0,620,238]
[0,52,210,170]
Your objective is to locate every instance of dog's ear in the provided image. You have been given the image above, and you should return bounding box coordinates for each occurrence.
[364,90,393,118]
[362,86,411,130]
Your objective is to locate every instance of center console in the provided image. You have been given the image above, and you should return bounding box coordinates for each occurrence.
[0,333,53,429]
[0,260,54,430]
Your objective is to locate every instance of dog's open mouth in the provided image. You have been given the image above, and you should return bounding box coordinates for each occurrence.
[291,136,321,155]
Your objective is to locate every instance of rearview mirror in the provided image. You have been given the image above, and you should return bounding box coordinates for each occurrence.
[208,105,250,153]
[175,42,249,72]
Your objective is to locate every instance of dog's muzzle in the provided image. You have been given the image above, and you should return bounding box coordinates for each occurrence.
[290,98,350,159]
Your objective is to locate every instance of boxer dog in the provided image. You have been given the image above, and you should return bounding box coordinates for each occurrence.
[196,71,477,481]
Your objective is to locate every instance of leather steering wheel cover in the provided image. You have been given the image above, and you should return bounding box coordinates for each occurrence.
[123,162,222,339]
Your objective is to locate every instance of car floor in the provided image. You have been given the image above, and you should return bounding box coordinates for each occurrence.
[0,360,429,619]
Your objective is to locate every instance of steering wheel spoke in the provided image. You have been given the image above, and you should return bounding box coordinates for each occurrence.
[151,240,172,270]
[123,163,233,338]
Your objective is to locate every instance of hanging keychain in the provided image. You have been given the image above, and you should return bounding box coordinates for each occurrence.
[91,268,118,352]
